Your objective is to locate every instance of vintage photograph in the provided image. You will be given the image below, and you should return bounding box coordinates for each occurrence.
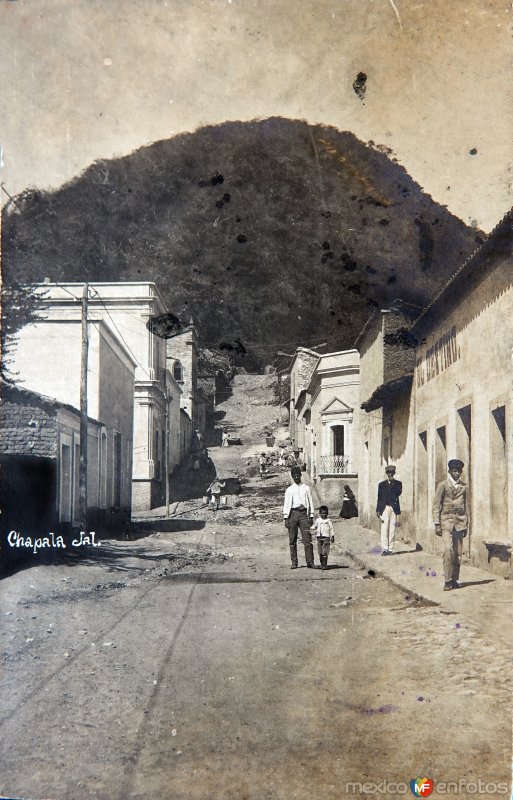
[1,1,512,798]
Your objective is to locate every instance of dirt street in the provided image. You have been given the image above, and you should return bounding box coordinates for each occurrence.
[0,374,511,799]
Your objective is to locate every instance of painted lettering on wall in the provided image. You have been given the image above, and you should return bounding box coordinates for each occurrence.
[415,326,459,386]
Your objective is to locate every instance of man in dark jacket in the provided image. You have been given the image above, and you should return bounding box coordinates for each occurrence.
[376,465,402,555]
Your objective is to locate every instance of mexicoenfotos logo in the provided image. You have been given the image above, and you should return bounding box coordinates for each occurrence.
[410,777,434,797]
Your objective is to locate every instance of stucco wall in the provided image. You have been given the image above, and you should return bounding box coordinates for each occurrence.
[13,320,85,412]
[98,333,134,514]
[413,261,513,574]
[315,476,358,512]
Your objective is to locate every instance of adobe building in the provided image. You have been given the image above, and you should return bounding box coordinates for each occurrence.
[167,319,206,439]
[288,348,320,446]
[410,210,513,575]
[356,301,421,542]
[0,384,121,534]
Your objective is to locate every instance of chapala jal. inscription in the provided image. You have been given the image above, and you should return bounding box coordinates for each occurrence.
[7,530,101,554]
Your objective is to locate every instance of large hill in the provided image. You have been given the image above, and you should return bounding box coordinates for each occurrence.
[2,118,481,367]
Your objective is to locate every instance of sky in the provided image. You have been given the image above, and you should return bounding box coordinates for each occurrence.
[1,0,511,232]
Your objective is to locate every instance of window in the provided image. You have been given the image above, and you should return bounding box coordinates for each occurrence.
[100,431,107,509]
[491,405,507,536]
[72,439,80,525]
[173,361,183,382]
[113,432,122,508]
[435,425,447,485]
[155,429,161,480]
[456,405,472,484]
[60,442,72,522]
[332,425,345,456]
[417,431,428,538]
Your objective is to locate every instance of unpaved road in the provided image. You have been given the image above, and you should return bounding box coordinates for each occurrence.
[0,374,511,799]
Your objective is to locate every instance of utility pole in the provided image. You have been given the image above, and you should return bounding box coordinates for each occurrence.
[165,369,170,518]
[79,283,89,531]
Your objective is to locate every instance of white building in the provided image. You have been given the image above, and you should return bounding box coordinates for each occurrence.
[304,351,360,507]
[12,304,136,524]
[12,282,182,514]
[290,349,360,507]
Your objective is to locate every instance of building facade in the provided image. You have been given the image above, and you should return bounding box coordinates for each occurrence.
[167,320,206,438]
[355,211,513,575]
[12,282,180,513]
[11,306,136,523]
[0,385,120,534]
[410,212,513,575]
[288,348,320,446]
[356,303,419,540]
[300,350,360,507]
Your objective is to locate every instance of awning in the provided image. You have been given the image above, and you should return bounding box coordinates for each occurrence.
[361,374,413,412]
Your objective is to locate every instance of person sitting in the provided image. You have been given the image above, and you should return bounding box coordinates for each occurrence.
[340,485,358,519]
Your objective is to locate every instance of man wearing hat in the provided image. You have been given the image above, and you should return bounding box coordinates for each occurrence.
[376,465,402,555]
[283,466,316,569]
[433,459,469,590]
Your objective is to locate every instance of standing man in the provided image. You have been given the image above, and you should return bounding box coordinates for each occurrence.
[376,465,402,555]
[432,459,469,591]
[283,466,316,569]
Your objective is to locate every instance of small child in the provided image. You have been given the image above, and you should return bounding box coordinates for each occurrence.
[259,453,268,479]
[207,479,226,511]
[312,505,335,570]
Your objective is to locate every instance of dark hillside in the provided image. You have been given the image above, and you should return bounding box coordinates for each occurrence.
[2,118,481,365]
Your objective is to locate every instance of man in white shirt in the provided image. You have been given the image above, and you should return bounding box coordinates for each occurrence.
[283,467,316,569]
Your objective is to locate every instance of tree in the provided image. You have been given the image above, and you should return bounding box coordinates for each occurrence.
[1,278,45,381]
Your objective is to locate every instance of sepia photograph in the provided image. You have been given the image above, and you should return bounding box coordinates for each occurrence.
[0,1,512,798]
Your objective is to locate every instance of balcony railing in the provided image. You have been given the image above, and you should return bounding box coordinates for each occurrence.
[319,455,355,475]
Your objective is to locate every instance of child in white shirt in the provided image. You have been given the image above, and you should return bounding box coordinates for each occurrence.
[312,505,335,570]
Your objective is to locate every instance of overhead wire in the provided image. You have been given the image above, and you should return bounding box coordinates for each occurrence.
[32,281,357,367]
[87,286,153,381]
[39,280,157,384]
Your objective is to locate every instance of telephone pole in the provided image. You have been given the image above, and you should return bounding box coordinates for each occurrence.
[164,369,170,517]
[79,283,89,531]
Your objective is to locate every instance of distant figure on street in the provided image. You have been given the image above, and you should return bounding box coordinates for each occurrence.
[339,485,358,519]
[259,453,268,479]
[376,465,402,555]
[312,505,335,570]
[432,459,469,591]
[207,478,226,511]
[222,430,229,447]
[283,466,316,569]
